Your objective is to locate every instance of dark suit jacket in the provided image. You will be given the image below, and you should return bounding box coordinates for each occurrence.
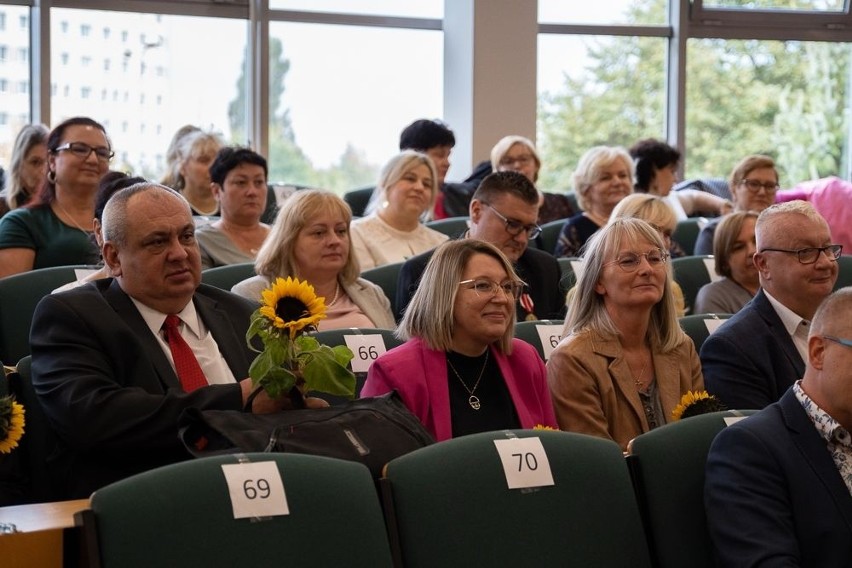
[395,244,566,322]
[705,389,852,567]
[30,279,257,498]
[700,289,804,410]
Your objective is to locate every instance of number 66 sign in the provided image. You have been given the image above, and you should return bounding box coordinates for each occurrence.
[343,334,388,373]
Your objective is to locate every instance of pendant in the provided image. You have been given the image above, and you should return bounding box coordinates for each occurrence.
[468,395,481,410]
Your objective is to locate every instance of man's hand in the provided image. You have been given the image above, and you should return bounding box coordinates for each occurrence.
[239,379,329,413]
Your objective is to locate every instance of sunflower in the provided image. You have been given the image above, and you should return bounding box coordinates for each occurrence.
[671,390,726,421]
[259,277,327,339]
[0,396,25,454]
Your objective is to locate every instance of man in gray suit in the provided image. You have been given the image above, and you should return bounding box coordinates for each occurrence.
[700,201,840,410]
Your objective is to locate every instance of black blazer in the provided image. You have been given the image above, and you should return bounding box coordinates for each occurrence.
[30,279,257,498]
[705,389,852,566]
[395,244,566,322]
[700,289,805,410]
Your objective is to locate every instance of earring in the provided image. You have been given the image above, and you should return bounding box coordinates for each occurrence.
[47,170,57,184]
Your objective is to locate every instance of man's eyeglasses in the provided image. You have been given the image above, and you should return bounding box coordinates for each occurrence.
[738,179,779,193]
[54,142,114,162]
[483,203,542,239]
[604,249,669,272]
[758,244,842,265]
[823,335,852,349]
[459,278,525,300]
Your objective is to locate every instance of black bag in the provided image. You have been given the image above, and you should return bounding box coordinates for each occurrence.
[178,392,434,479]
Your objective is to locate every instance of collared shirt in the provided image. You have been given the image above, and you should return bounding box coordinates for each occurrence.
[764,289,810,362]
[131,297,237,385]
[794,381,852,496]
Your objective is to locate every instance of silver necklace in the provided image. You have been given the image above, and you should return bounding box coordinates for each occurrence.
[447,350,489,410]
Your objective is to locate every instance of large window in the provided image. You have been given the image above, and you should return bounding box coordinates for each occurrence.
[0,5,30,167]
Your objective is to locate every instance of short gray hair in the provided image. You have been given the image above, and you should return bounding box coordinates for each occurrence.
[755,200,827,250]
[573,146,634,211]
[102,183,188,246]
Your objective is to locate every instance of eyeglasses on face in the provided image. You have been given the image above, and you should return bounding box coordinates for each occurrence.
[499,154,534,168]
[738,179,779,193]
[54,142,114,162]
[758,244,842,264]
[823,335,852,349]
[604,248,669,272]
[483,202,542,239]
[458,278,525,300]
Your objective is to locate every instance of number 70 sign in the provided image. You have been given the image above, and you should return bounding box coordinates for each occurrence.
[493,437,555,489]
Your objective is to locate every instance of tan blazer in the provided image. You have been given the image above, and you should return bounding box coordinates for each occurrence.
[546,329,704,450]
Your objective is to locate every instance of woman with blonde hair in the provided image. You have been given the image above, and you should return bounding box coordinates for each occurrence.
[231,189,394,330]
[362,239,558,441]
[0,124,49,217]
[350,150,448,270]
[160,128,223,216]
[547,217,703,450]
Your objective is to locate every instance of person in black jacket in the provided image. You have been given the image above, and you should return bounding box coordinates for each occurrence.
[396,171,566,322]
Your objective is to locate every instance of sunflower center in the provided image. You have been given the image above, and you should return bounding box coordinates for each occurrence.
[275,297,310,323]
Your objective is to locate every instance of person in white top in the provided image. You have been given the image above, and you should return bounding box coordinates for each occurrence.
[350,150,449,270]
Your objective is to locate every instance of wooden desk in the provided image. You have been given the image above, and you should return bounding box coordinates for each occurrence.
[0,499,89,568]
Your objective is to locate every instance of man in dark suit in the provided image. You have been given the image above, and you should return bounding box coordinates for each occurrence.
[30,183,310,499]
[700,201,839,410]
[705,287,852,566]
[396,171,566,322]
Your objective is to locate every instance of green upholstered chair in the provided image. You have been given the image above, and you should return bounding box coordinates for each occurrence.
[672,217,707,256]
[200,263,257,292]
[678,313,733,352]
[343,186,375,218]
[76,453,393,568]
[513,319,564,362]
[0,265,95,364]
[424,216,469,238]
[671,255,718,315]
[537,218,567,255]
[309,327,402,403]
[557,256,584,289]
[361,262,404,307]
[833,254,852,290]
[626,410,758,568]
[381,430,652,568]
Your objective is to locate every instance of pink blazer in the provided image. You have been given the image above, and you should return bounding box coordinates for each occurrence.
[361,337,558,441]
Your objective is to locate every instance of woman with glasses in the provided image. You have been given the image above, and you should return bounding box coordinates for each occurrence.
[547,218,703,450]
[0,124,49,218]
[554,146,633,258]
[490,135,576,224]
[694,154,779,255]
[0,117,111,278]
[350,151,449,271]
[362,239,558,441]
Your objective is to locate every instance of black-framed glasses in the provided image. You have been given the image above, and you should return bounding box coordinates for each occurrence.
[604,248,669,272]
[54,142,114,162]
[483,203,542,239]
[459,278,525,300]
[738,179,779,193]
[823,335,852,349]
[759,244,842,264]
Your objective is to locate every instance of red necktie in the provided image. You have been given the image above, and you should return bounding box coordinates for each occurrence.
[162,314,208,392]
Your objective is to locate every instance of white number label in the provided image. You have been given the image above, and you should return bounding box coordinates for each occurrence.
[493,437,555,490]
[221,461,289,519]
[344,335,388,373]
[704,257,723,282]
[704,318,726,335]
[535,324,564,360]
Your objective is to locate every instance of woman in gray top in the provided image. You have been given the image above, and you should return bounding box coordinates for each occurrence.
[695,211,759,314]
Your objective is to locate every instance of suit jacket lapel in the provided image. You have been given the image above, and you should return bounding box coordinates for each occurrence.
[593,335,646,428]
[102,279,181,391]
[653,349,682,422]
[493,346,534,428]
[754,290,806,378]
[419,339,454,441]
[194,292,252,379]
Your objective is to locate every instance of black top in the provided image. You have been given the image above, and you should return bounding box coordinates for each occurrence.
[446,350,519,438]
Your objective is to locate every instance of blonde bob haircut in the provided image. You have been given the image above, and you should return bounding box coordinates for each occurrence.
[565,217,683,353]
[490,135,541,182]
[254,189,360,284]
[365,150,439,219]
[573,145,634,211]
[398,239,520,354]
[712,210,759,278]
[610,193,677,233]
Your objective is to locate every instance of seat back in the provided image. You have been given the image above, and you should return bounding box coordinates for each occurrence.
[0,265,94,363]
[7,356,60,503]
[671,255,718,315]
[557,256,584,289]
[343,186,375,218]
[834,254,852,290]
[310,328,402,403]
[361,262,404,307]
[200,263,257,291]
[382,430,652,568]
[513,320,565,362]
[424,216,469,238]
[78,453,393,568]
[672,217,706,256]
[537,218,567,254]
[678,313,733,352]
[626,410,757,568]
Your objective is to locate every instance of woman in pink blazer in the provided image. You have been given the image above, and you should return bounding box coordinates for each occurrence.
[361,239,558,441]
